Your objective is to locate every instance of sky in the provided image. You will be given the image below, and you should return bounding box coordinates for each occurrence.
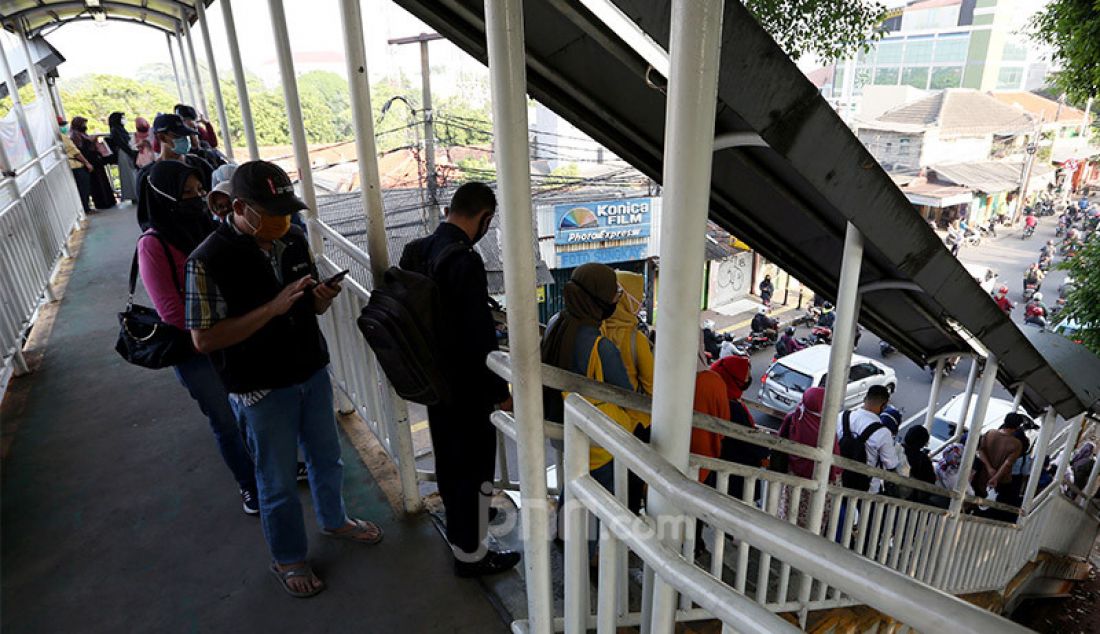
[38,0,489,99]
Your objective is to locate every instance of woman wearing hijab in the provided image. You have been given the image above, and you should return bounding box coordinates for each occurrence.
[138,160,257,515]
[775,387,841,526]
[709,353,769,497]
[59,117,93,212]
[69,116,115,210]
[133,117,156,168]
[542,263,635,504]
[106,112,139,202]
[690,330,728,483]
[901,426,940,506]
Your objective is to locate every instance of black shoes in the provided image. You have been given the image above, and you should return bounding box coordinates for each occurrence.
[454,550,521,578]
[240,488,260,516]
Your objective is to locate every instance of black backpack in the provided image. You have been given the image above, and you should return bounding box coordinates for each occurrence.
[356,241,468,405]
[839,410,885,491]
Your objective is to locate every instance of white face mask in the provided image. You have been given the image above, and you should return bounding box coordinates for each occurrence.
[622,290,644,316]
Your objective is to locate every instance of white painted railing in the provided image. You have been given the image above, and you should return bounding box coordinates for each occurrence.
[0,155,82,379]
[562,393,1032,633]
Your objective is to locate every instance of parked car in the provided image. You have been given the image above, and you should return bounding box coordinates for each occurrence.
[900,394,1017,455]
[759,345,896,414]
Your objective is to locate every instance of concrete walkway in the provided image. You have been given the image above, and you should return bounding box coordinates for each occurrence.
[0,205,507,634]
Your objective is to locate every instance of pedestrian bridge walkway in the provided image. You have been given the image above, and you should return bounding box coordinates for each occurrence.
[0,206,508,634]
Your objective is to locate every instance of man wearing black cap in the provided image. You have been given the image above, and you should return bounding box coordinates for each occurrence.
[135,113,213,230]
[175,103,220,151]
[185,160,383,598]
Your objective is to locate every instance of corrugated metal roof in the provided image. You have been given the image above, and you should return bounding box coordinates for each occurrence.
[929,161,1053,194]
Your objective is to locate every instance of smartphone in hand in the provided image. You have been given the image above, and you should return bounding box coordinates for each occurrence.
[321,269,350,287]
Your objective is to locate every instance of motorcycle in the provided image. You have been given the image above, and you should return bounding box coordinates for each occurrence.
[930,356,960,378]
[1037,255,1052,272]
[809,324,862,347]
[1022,280,1038,300]
[744,328,777,353]
[962,230,982,247]
[1022,224,1036,239]
[879,340,896,357]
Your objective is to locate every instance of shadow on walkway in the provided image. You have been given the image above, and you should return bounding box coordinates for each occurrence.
[1,205,507,633]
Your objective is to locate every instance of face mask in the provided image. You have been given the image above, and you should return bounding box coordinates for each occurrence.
[471,211,495,244]
[59,125,69,134]
[622,290,643,316]
[175,197,208,217]
[241,205,291,241]
[171,136,191,155]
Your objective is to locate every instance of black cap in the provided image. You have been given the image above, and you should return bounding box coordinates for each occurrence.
[231,161,308,215]
[152,113,192,137]
[174,104,198,120]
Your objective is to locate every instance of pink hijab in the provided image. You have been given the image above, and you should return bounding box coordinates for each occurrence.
[778,387,841,480]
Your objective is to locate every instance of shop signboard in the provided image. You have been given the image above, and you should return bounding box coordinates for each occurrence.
[553,197,652,267]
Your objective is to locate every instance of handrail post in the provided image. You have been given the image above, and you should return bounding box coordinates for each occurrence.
[923,358,946,429]
[0,32,45,179]
[645,1,724,629]
[1051,415,1085,493]
[336,0,420,514]
[265,0,320,255]
[1011,383,1025,413]
[485,2,553,631]
[220,0,259,160]
[175,29,198,107]
[800,222,863,614]
[563,399,592,633]
[1083,434,1100,499]
[1021,408,1057,513]
[165,31,185,102]
[196,0,234,161]
[183,20,209,126]
[934,354,999,588]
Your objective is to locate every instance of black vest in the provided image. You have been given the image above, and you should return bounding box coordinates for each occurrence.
[189,222,329,393]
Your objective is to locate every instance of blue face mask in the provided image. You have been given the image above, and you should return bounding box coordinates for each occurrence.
[172,136,191,155]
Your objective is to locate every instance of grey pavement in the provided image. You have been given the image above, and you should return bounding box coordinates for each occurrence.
[0,205,508,634]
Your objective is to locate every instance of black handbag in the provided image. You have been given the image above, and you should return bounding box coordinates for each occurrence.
[115,234,196,369]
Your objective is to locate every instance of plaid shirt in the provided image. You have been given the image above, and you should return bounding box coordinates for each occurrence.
[184,218,290,406]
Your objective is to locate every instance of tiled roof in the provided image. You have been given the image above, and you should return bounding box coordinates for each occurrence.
[988,91,1086,124]
[875,89,1034,136]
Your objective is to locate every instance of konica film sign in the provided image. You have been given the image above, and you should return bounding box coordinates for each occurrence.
[553,198,652,267]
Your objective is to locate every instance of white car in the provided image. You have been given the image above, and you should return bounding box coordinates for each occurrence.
[901,394,1017,454]
[760,345,897,415]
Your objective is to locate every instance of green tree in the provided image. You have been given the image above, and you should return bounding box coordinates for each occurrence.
[1058,238,1100,354]
[299,70,353,139]
[1030,0,1100,103]
[57,74,177,133]
[746,0,887,61]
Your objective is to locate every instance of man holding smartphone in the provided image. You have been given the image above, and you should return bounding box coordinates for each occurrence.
[185,160,382,598]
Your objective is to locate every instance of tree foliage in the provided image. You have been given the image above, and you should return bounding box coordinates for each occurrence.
[745,0,888,61]
[1030,0,1100,104]
[1058,237,1100,355]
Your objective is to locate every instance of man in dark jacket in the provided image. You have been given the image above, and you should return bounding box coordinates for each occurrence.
[399,182,518,577]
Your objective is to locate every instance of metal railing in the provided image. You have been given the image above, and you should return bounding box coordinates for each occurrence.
[0,156,82,378]
[561,393,1032,633]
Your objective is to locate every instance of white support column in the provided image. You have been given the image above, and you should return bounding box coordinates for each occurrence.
[48,77,65,120]
[799,222,863,611]
[645,1,724,629]
[183,20,209,122]
[220,0,258,160]
[13,27,40,101]
[934,354,999,587]
[266,0,320,255]
[1051,415,1085,493]
[1012,384,1025,413]
[176,31,198,107]
[1022,408,1057,512]
[484,3,553,631]
[16,24,63,162]
[946,360,980,446]
[166,32,186,103]
[923,358,946,429]
[196,0,233,161]
[0,33,44,177]
[336,0,420,514]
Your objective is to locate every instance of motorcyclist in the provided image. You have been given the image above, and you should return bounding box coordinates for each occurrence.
[1039,240,1056,260]
[993,285,1014,315]
[1024,263,1044,291]
[1024,211,1038,231]
[817,301,836,329]
[776,326,805,358]
[1059,277,1076,299]
[702,319,721,360]
[750,306,778,336]
[1024,292,1049,327]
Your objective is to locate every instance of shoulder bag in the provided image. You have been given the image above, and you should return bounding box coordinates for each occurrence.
[115,233,196,369]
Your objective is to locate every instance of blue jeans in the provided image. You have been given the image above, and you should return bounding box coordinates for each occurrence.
[174,354,256,492]
[231,367,347,564]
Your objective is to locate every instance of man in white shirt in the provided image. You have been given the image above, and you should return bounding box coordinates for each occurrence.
[837,385,899,491]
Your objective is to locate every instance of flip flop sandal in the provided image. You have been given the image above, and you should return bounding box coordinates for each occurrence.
[269,563,325,598]
[322,518,384,545]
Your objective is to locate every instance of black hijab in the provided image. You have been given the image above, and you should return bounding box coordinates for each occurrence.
[108,111,132,150]
[541,262,619,371]
[146,160,216,255]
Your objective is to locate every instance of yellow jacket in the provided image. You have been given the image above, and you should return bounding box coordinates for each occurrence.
[599,271,652,430]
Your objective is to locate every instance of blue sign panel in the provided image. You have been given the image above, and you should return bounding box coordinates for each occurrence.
[553,197,652,265]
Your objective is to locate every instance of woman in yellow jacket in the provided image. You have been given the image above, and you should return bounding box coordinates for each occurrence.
[600,271,654,396]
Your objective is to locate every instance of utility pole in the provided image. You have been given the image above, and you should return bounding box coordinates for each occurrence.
[389,32,443,231]
[1014,113,1044,224]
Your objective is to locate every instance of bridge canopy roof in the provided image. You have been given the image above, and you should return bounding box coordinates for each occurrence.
[0,0,202,37]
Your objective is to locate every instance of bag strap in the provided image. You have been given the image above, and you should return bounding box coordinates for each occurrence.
[841,410,853,439]
[859,421,886,444]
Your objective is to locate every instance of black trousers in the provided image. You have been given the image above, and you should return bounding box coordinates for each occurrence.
[427,399,497,555]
